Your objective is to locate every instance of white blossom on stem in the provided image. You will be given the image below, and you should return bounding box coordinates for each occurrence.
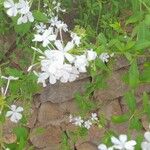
[6,105,23,123]
[111,134,136,150]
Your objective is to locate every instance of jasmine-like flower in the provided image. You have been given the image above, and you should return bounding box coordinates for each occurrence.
[98,144,114,150]
[6,105,23,123]
[54,40,75,63]
[87,49,97,61]
[17,11,34,25]
[53,1,66,13]
[91,113,98,121]
[84,120,92,129]
[71,32,81,47]
[73,116,84,127]
[35,23,46,33]
[56,21,68,32]
[74,55,88,73]
[17,0,30,14]
[141,131,150,150]
[4,0,18,17]
[111,134,136,150]
[99,53,110,63]
[33,28,56,47]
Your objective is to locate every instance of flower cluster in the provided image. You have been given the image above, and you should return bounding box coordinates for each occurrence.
[4,0,34,24]
[98,129,150,150]
[98,134,136,150]
[31,8,101,87]
[69,113,98,129]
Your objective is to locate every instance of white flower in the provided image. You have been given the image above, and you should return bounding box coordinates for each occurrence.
[17,0,30,14]
[91,113,98,121]
[33,28,56,47]
[6,105,23,123]
[73,116,84,127]
[36,72,49,87]
[53,2,66,13]
[54,40,75,63]
[71,32,81,46]
[98,144,114,150]
[111,134,136,150]
[56,21,68,32]
[141,131,150,150]
[84,120,92,129]
[99,53,110,63]
[35,23,46,33]
[17,11,34,24]
[74,55,88,73]
[50,16,59,26]
[69,114,73,122]
[43,49,65,65]
[87,49,97,61]
[4,0,18,16]
[57,64,79,83]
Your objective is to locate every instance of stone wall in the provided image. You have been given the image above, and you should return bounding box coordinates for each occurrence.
[26,56,150,150]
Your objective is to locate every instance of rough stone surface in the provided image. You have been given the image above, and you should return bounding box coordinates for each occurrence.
[88,126,105,145]
[38,102,65,125]
[40,74,90,103]
[114,56,146,70]
[94,68,150,102]
[94,69,128,101]
[98,99,122,120]
[27,106,38,129]
[59,100,80,114]
[30,125,62,149]
[76,142,98,150]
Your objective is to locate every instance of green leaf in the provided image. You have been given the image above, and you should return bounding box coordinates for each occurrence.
[140,66,150,82]
[124,91,136,112]
[133,40,150,51]
[130,117,142,130]
[129,60,139,89]
[135,135,144,150]
[33,10,48,22]
[111,113,130,123]
[12,16,32,35]
[13,127,28,140]
[126,13,143,25]
[143,92,150,119]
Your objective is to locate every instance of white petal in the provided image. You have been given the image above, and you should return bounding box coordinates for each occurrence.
[55,40,63,51]
[65,53,74,63]
[6,111,13,117]
[4,0,13,8]
[119,134,127,143]
[49,75,57,84]
[125,140,136,149]
[10,105,16,111]
[48,35,56,41]
[15,113,22,120]
[64,41,74,52]
[42,39,49,47]
[111,136,121,145]
[144,132,150,142]
[33,35,43,42]
[16,106,24,112]
[98,144,107,150]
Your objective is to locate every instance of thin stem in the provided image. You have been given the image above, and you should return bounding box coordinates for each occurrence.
[60,29,64,44]
[4,79,10,96]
